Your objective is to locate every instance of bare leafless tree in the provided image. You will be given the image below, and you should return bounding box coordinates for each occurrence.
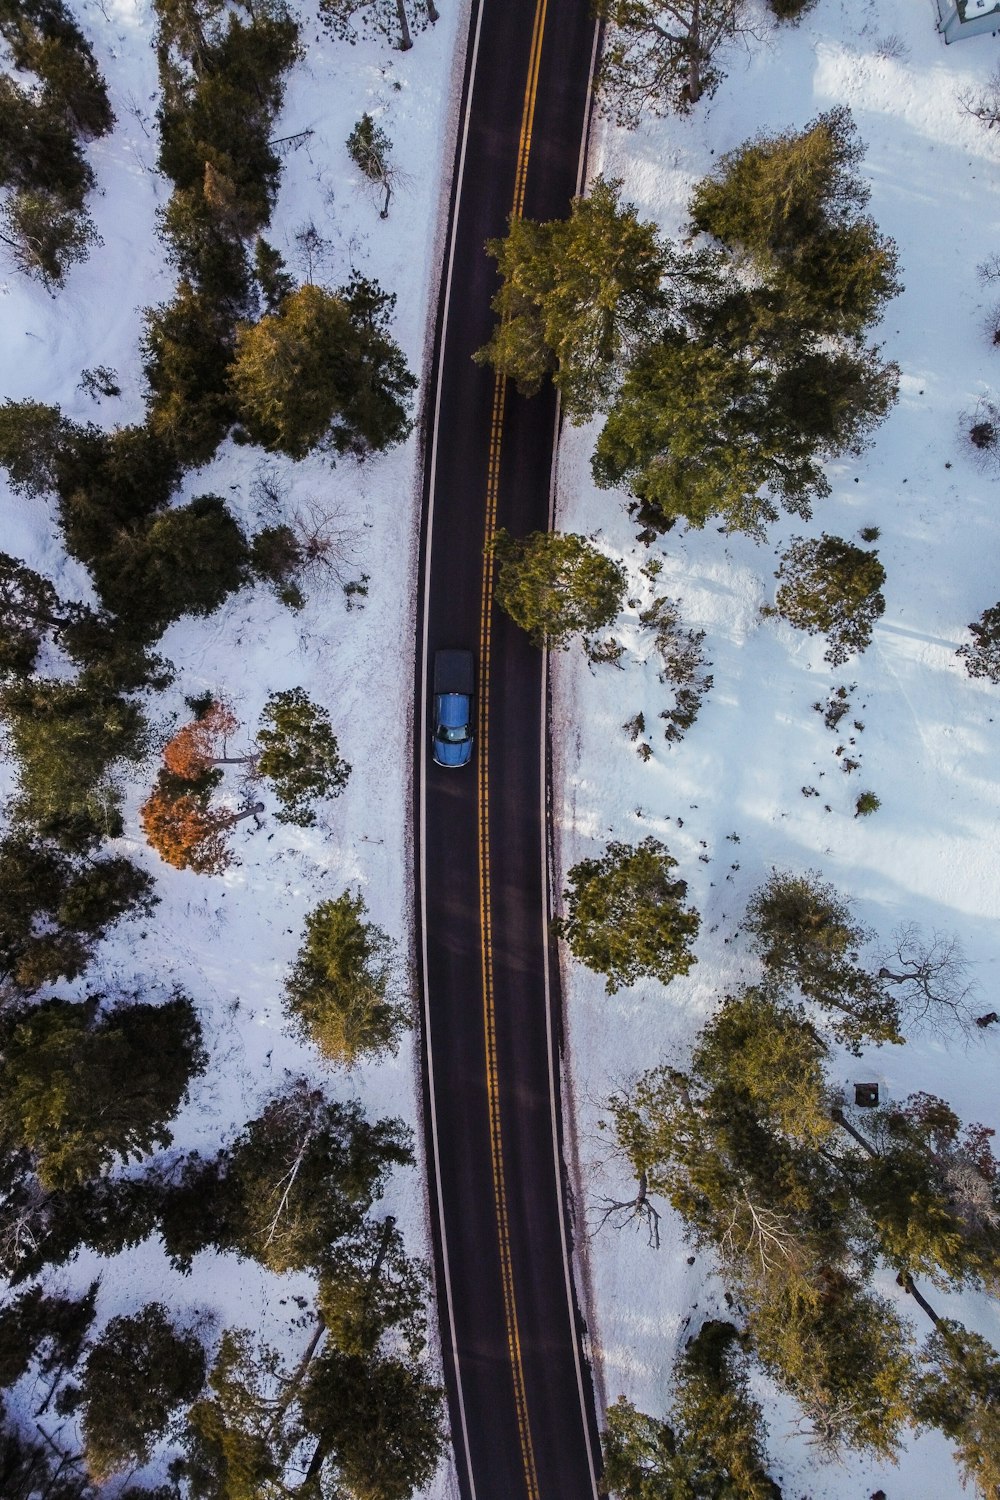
[293,221,334,285]
[960,392,1000,475]
[958,66,1000,131]
[290,497,360,590]
[874,923,979,1039]
[594,0,757,125]
[591,1169,663,1248]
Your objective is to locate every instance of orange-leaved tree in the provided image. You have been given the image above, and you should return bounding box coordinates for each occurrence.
[162,700,252,780]
[144,700,261,873]
[140,779,263,875]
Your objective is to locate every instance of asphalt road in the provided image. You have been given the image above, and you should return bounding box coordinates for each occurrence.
[414,3,603,1498]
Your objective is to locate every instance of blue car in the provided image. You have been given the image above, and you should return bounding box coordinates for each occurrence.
[432,649,474,768]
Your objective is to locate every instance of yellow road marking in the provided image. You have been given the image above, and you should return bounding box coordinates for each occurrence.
[477,1,549,1494]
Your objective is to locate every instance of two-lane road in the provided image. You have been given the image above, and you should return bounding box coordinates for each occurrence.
[415,3,603,1498]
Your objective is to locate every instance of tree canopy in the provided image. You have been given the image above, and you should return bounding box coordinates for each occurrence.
[476,177,672,422]
[492,529,626,649]
[284,892,408,1067]
[773,533,885,665]
[555,836,699,993]
[231,279,416,459]
[0,994,205,1189]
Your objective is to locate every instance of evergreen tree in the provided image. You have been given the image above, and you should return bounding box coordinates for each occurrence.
[159,186,254,309]
[95,495,249,637]
[491,529,626,650]
[180,1315,441,1500]
[594,0,749,123]
[141,282,238,466]
[773,534,885,665]
[0,552,79,678]
[80,1304,206,1480]
[607,994,917,1457]
[593,329,897,537]
[746,1269,913,1458]
[849,1093,1000,1292]
[0,677,147,851]
[603,1322,782,1499]
[689,108,901,337]
[0,994,205,1189]
[160,1079,411,1273]
[178,1328,291,1499]
[957,601,1000,684]
[231,279,416,459]
[252,235,293,314]
[554,836,699,993]
[911,1321,1000,1498]
[318,1219,429,1359]
[257,687,351,825]
[56,855,158,939]
[0,1399,97,1499]
[0,0,114,139]
[298,1345,443,1499]
[475,177,672,421]
[249,524,303,602]
[608,991,851,1268]
[284,893,408,1067]
[2,1172,164,1285]
[346,112,395,216]
[743,870,899,1048]
[0,1280,97,1392]
[0,187,97,288]
[0,831,156,991]
[0,398,69,496]
[53,421,181,566]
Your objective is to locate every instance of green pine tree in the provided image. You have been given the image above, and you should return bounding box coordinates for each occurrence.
[160,1079,411,1273]
[80,1304,206,1481]
[773,534,885,665]
[231,278,416,459]
[491,529,626,650]
[475,176,672,422]
[743,869,899,1049]
[0,994,205,1189]
[0,676,148,850]
[256,687,350,825]
[554,836,699,993]
[957,601,1000,684]
[283,892,408,1067]
[603,1322,782,1499]
[689,107,901,337]
[0,1280,97,1391]
[911,1321,1000,1498]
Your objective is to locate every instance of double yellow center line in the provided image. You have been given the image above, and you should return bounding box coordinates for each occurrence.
[477,1,548,1496]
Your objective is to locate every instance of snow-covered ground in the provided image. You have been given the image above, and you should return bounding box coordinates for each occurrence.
[0,2,467,1493]
[555,2,1000,1496]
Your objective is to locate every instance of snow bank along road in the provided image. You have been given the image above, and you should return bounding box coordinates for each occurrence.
[414,2,603,1496]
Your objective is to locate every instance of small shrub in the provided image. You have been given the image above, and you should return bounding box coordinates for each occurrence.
[77,366,121,401]
[859,525,880,543]
[963,394,1000,473]
[855,791,881,817]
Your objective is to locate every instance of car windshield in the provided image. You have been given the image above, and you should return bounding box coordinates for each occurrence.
[439,724,470,743]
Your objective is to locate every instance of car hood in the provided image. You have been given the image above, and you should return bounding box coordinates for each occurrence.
[433,736,472,767]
